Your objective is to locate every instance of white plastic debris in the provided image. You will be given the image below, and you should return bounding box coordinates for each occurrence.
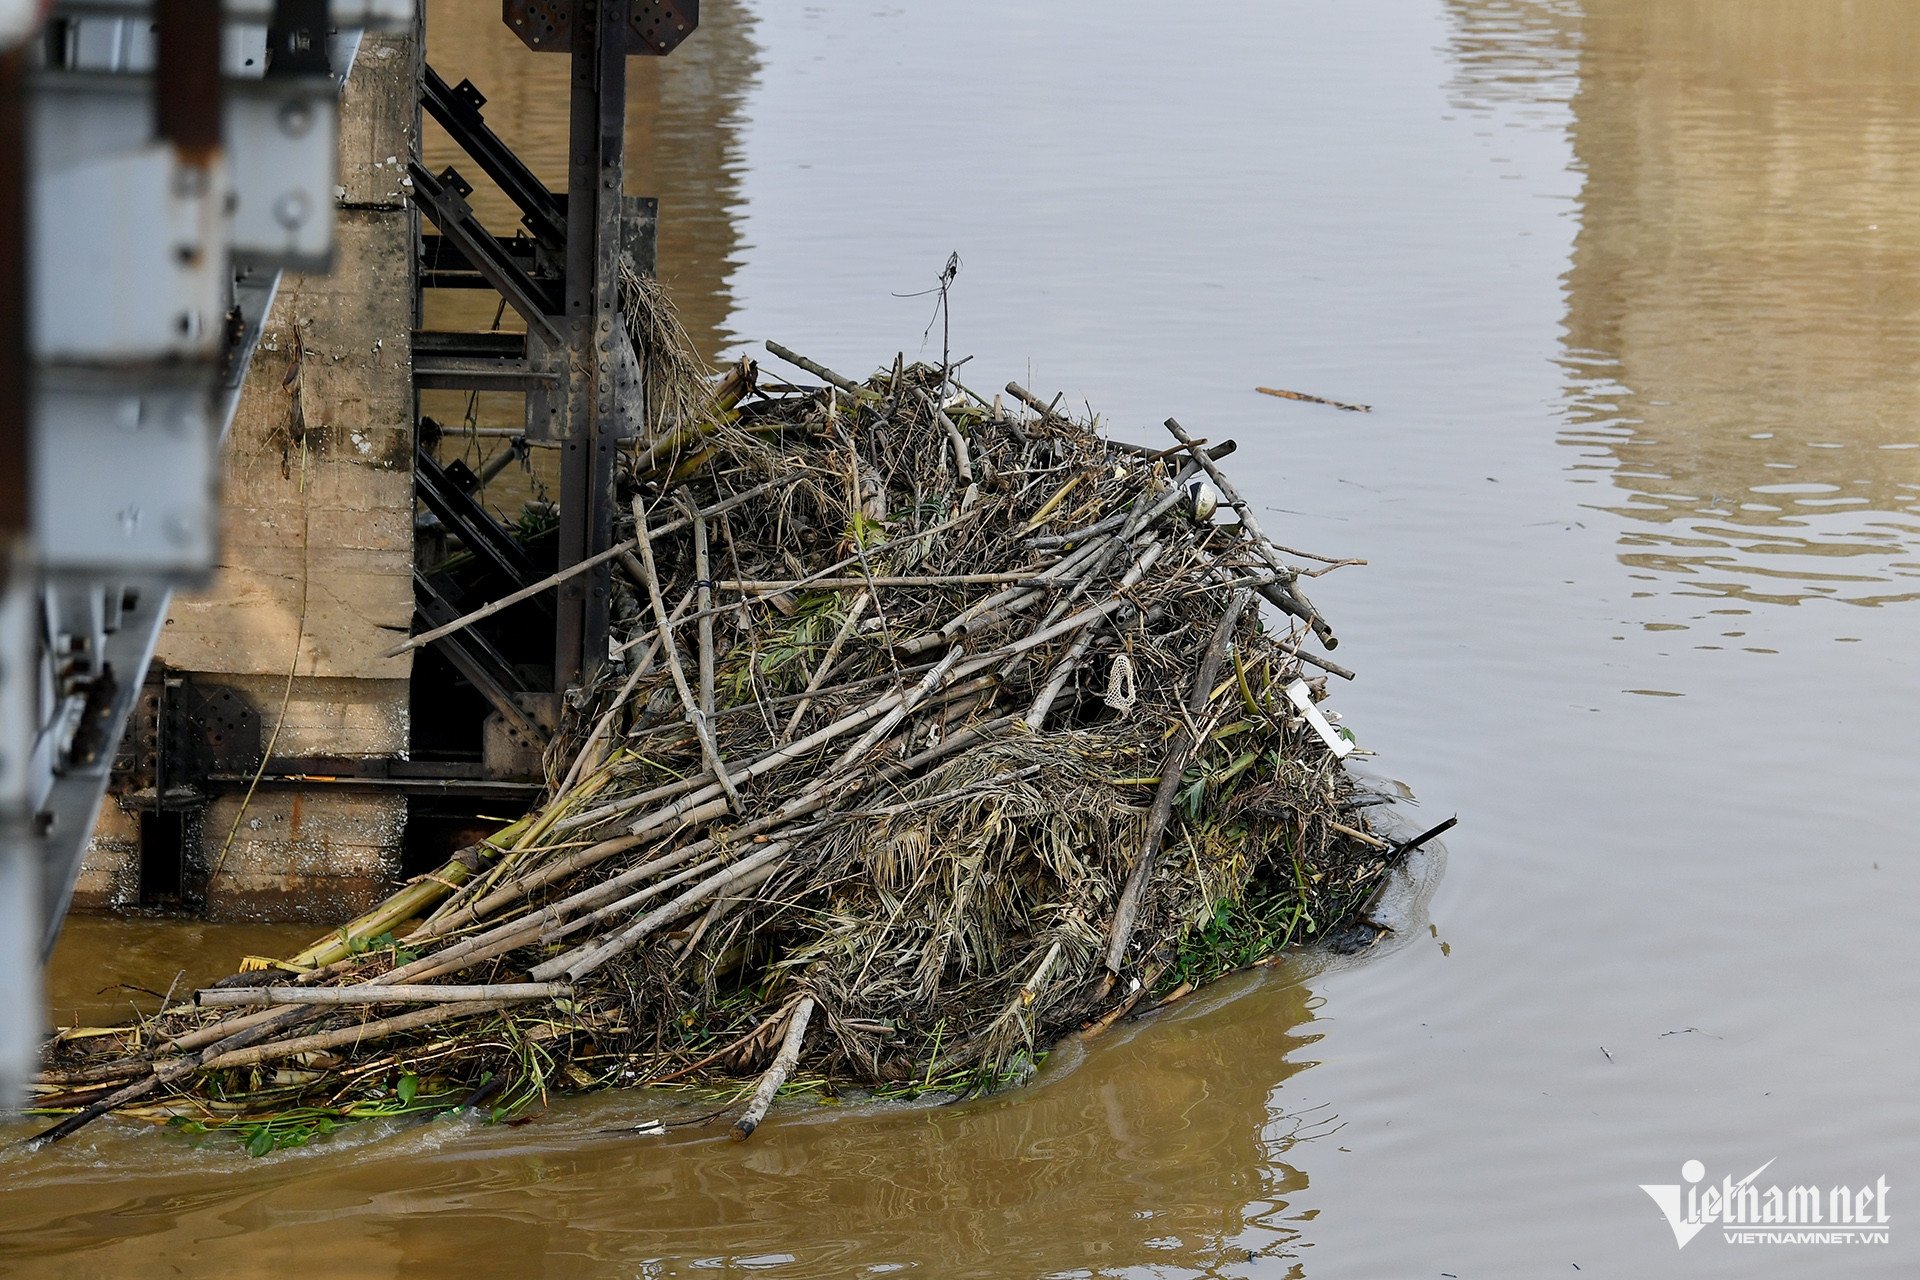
[1285,678,1353,759]
[1102,653,1138,714]
[1186,478,1220,522]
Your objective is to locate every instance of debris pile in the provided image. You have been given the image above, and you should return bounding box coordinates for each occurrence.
[32,295,1433,1150]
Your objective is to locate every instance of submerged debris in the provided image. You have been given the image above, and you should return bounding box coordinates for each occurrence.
[31,293,1420,1150]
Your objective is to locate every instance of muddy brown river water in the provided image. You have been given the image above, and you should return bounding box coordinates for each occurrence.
[7,1,1919,1275]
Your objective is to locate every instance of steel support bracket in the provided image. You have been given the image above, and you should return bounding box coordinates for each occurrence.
[503,0,698,56]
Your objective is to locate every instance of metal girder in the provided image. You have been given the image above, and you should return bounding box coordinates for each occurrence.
[412,571,549,746]
[412,3,687,699]
[420,233,540,289]
[203,761,543,801]
[414,445,544,589]
[58,0,411,25]
[420,65,566,249]
[0,50,26,543]
[411,330,555,393]
[408,160,565,345]
[0,2,383,1108]
[552,0,642,691]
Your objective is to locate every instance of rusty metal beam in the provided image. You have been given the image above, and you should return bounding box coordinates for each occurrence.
[421,65,566,249]
[552,0,634,690]
[408,161,564,343]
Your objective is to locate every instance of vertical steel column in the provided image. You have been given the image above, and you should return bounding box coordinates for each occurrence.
[553,0,630,691]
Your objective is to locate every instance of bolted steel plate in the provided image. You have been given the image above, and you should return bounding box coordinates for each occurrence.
[504,1,699,55]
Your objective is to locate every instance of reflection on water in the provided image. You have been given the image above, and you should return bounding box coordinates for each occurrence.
[1443,0,1581,122]
[8,930,1327,1280]
[1557,0,1920,607]
[43,918,313,1028]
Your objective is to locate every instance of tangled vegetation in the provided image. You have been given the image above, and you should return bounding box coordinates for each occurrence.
[30,288,1435,1151]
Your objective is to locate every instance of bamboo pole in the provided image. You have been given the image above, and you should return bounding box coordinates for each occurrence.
[199,1000,512,1072]
[197,983,567,1008]
[382,482,780,660]
[532,843,791,982]
[284,816,531,971]
[730,996,815,1140]
[1162,417,1338,650]
[636,494,740,804]
[1103,589,1253,979]
[765,341,878,401]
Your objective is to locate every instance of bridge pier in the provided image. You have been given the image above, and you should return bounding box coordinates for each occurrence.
[68,2,696,924]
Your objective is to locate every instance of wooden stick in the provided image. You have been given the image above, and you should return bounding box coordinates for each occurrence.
[1326,819,1389,851]
[1274,638,1357,682]
[731,996,815,1140]
[533,844,790,982]
[421,832,645,935]
[200,1000,511,1072]
[827,644,963,774]
[602,656,1003,840]
[382,483,778,659]
[644,998,801,1087]
[765,341,878,401]
[1023,534,1166,728]
[919,389,978,511]
[714,572,1046,591]
[691,498,722,749]
[782,590,870,742]
[963,543,1167,669]
[556,598,683,797]
[285,821,526,969]
[1103,590,1252,978]
[159,1001,309,1055]
[1005,381,1064,421]
[1256,385,1370,413]
[397,920,554,987]
[539,849,734,945]
[1108,437,1237,462]
[1163,417,1338,650]
[1081,964,1162,1041]
[609,583,692,659]
[1025,464,1201,552]
[27,1006,314,1146]
[1391,815,1457,857]
[635,495,739,805]
[900,533,1112,655]
[196,983,566,1008]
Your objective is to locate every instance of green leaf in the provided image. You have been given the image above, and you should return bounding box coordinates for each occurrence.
[396,1073,418,1106]
[1179,777,1206,821]
[245,1126,273,1158]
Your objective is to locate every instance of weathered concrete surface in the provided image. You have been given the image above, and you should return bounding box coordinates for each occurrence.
[76,32,420,921]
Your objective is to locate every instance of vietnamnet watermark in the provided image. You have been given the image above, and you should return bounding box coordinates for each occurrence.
[1641,1159,1891,1248]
